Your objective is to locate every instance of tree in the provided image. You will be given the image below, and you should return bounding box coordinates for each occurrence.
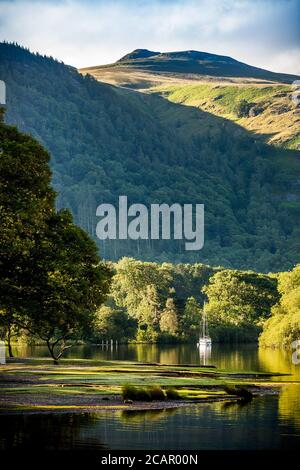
[20,210,112,362]
[203,269,279,342]
[0,121,55,351]
[137,284,161,342]
[159,298,178,336]
[181,296,201,339]
[91,305,137,342]
[0,121,112,362]
[260,264,300,347]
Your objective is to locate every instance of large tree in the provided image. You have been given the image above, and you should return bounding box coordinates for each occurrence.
[203,269,279,341]
[259,264,300,347]
[159,298,178,336]
[0,121,111,361]
[20,210,112,362]
[0,121,55,351]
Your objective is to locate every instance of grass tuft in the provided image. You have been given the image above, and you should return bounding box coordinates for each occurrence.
[165,388,180,400]
[148,385,165,401]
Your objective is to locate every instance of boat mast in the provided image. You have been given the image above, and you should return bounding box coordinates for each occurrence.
[203,301,206,337]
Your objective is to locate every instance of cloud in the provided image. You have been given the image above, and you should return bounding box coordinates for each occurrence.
[0,0,299,74]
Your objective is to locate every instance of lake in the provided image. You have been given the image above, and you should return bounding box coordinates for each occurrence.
[1,343,300,450]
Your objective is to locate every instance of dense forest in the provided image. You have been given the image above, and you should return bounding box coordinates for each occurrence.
[89,257,280,344]
[1,42,300,272]
[0,117,298,355]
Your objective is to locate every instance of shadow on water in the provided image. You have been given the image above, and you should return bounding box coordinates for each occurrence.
[0,413,107,451]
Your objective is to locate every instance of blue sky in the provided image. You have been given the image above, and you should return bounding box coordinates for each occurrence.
[0,0,299,73]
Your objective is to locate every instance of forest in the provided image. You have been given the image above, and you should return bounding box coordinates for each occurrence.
[1,42,300,272]
[0,42,299,361]
[88,257,280,344]
[0,101,299,360]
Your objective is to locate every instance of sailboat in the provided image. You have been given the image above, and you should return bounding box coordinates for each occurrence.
[197,302,212,348]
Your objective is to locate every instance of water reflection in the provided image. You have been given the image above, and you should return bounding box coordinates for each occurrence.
[0,413,107,450]
[120,408,178,424]
[1,396,300,450]
[10,342,300,379]
[3,343,300,449]
[198,344,211,365]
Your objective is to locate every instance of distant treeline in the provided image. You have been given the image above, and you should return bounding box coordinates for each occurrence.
[87,257,300,347]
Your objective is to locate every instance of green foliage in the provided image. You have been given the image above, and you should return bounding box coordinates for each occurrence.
[108,258,216,342]
[180,296,201,340]
[121,384,152,401]
[203,269,279,342]
[233,99,252,118]
[90,305,137,342]
[259,264,300,347]
[165,388,180,400]
[0,122,55,310]
[0,120,112,361]
[1,42,300,272]
[159,298,178,335]
[122,384,165,401]
[148,385,165,400]
[92,257,280,343]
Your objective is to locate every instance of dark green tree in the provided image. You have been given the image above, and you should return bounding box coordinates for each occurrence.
[0,121,111,362]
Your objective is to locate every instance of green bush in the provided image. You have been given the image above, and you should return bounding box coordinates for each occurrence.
[165,388,181,400]
[224,385,253,400]
[149,386,165,400]
[121,384,152,401]
[233,99,252,117]
[122,384,167,401]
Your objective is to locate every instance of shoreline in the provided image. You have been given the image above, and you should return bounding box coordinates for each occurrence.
[0,390,278,416]
[0,358,283,416]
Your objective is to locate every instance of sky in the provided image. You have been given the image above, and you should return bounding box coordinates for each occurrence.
[0,0,299,74]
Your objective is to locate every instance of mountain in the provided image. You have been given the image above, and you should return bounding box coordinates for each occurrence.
[118,49,160,61]
[81,48,300,86]
[1,42,300,272]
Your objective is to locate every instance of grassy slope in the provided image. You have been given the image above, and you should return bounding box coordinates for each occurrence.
[151,83,300,149]
[0,359,281,413]
[81,67,300,195]
[80,60,300,149]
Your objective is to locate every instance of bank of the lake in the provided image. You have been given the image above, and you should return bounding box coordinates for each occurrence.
[1,344,300,450]
[0,355,282,414]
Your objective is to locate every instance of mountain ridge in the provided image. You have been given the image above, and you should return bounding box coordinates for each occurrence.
[81,48,300,84]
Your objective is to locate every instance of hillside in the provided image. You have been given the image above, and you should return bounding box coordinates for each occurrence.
[1,42,300,272]
[81,49,300,150]
[154,83,300,149]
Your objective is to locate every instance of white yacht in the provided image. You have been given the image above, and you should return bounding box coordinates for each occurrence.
[197,302,212,348]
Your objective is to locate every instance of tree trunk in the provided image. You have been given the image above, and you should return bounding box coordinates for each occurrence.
[8,340,13,358]
[46,339,72,364]
[46,340,59,364]
[7,324,14,358]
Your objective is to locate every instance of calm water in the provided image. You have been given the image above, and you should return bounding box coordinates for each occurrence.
[1,343,300,450]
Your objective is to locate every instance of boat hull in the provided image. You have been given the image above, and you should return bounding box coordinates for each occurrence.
[197,338,212,348]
